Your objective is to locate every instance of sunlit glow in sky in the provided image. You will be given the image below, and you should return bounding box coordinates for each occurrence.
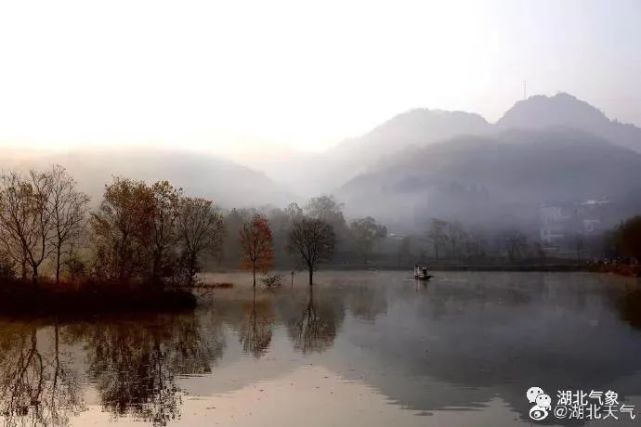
[0,0,640,156]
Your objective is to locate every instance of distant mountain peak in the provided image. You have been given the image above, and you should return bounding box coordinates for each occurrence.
[497,92,609,129]
[495,92,641,152]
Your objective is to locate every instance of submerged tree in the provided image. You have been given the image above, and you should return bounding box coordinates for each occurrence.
[287,218,335,285]
[239,214,273,287]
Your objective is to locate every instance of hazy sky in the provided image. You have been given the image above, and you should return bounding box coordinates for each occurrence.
[0,0,640,157]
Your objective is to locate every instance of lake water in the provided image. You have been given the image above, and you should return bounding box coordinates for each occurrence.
[2,271,641,427]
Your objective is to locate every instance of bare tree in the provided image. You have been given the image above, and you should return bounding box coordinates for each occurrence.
[26,170,55,283]
[177,197,224,287]
[0,172,30,279]
[287,218,335,286]
[49,165,90,284]
[0,171,55,284]
[239,214,273,287]
[150,181,182,283]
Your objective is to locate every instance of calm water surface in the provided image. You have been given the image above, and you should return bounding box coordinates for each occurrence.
[2,271,641,426]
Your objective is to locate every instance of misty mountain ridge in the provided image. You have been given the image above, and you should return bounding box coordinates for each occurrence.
[248,108,495,194]
[359,92,641,172]
[337,127,641,232]
[0,148,292,210]
[260,92,641,195]
[497,92,641,152]
[2,92,640,233]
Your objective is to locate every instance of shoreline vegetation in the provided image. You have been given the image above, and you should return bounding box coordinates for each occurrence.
[0,279,197,316]
[1,164,640,317]
[0,166,222,315]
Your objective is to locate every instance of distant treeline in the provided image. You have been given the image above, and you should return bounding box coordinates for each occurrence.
[1,165,639,291]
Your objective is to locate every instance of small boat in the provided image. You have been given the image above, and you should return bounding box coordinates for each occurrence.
[414,266,433,280]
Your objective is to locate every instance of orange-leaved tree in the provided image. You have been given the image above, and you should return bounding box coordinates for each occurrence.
[239,214,274,287]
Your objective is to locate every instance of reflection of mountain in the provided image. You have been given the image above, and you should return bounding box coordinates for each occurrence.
[320,273,641,425]
[2,272,641,426]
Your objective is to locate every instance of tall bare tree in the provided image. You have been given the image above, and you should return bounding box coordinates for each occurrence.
[26,170,55,282]
[0,172,30,279]
[177,197,224,287]
[0,171,55,284]
[239,214,273,287]
[150,181,182,283]
[287,218,335,286]
[49,165,90,284]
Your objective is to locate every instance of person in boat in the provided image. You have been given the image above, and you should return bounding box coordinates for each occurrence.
[414,264,420,277]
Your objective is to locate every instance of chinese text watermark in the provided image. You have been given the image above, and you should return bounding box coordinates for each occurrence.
[527,387,637,421]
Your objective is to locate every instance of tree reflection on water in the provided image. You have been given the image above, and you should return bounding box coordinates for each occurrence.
[0,323,83,427]
[0,312,225,427]
[286,286,344,354]
[238,288,274,358]
[2,272,640,427]
[71,314,223,426]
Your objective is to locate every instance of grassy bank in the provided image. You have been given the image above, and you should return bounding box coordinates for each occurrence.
[0,279,197,316]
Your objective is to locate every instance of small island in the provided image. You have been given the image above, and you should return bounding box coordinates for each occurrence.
[0,167,219,315]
